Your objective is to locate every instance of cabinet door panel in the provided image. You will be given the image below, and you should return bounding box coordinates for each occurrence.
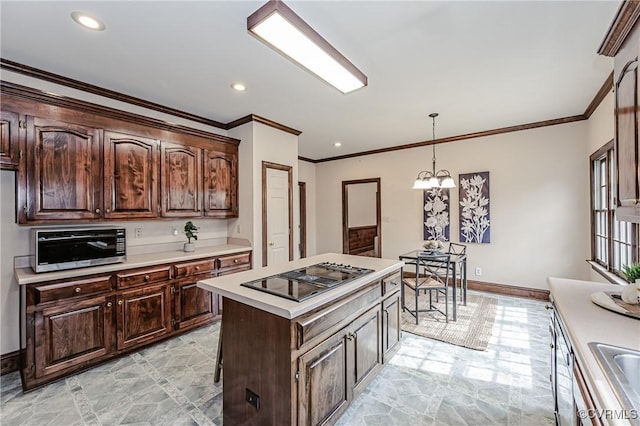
[104,131,159,218]
[0,110,20,170]
[161,143,202,217]
[298,332,349,426]
[117,284,171,350]
[175,282,214,329]
[26,116,101,220]
[352,309,380,391]
[35,294,114,378]
[615,60,639,207]
[382,295,400,361]
[204,150,237,218]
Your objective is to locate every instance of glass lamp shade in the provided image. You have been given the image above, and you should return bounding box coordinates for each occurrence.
[412,179,430,189]
[440,176,456,188]
[428,176,440,187]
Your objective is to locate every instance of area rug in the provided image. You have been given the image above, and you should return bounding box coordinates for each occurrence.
[401,293,498,351]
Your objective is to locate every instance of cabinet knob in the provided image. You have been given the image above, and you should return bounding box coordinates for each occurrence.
[550,343,554,349]
[234,259,239,264]
[106,208,111,213]
[634,199,639,205]
[75,287,81,293]
[195,266,200,271]
[144,275,150,281]
[118,300,123,306]
[95,208,100,213]
[107,302,112,308]
[544,305,552,310]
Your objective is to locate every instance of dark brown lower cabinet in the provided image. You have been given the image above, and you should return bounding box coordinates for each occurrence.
[117,284,172,350]
[222,269,401,426]
[175,281,214,329]
[21,250,251,391]
[34,294,115,379]
[298,306,380,426]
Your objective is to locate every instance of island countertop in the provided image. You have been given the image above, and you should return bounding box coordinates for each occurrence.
[548,277,640,425]
[197,252,404,319]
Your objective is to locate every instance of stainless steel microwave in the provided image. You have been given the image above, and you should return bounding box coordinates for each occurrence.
[31,227,126,273]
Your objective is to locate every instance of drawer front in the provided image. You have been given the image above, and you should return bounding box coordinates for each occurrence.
[35,276,112,304]
[382,271,401,296]
[116,266,171,289]
[296,282,380,349]
[174,258,216,278]
[218,252,251,270]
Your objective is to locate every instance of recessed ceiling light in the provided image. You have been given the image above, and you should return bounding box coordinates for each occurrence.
[334,142,342,147]
[231,82,247,92]
[71,11,106,31]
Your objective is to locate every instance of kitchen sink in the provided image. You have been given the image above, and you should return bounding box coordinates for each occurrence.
[589,342,640,418]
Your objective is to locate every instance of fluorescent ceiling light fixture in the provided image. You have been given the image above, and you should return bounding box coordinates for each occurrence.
[70,12,106,31]
[247,0,367,94]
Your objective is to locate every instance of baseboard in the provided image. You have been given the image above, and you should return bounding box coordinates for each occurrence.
[401,271,550,302]
[1,350,20,375]
[467,280,550,301]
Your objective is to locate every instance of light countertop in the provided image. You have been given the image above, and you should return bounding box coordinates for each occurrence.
[15,243,252,285]
[197,253,404,319]
[547,277,640,425]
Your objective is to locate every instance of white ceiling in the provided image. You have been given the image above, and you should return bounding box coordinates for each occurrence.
[0,1,618,160]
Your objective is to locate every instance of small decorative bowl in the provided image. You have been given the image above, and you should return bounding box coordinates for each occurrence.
[423,240,444,252]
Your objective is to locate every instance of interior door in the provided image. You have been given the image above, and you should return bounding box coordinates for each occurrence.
[266,167,290,266]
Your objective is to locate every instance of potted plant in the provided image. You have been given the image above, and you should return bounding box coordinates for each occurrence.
[621,264,640,304]
[622,263,640,283]
[183,221,199,252]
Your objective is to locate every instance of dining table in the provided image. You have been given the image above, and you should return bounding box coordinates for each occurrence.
[398,249,468,322]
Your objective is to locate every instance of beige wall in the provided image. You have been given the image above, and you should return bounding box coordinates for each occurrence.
[315,121,591,290]
[298,160,317,257]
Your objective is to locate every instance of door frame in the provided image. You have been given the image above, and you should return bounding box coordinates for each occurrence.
[262,161,294,267]
[342,178,382,257]
[298,181,307,258]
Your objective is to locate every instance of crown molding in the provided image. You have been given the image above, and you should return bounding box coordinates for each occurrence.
[598,1,640,57]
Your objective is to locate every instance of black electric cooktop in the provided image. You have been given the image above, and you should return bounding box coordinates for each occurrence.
[240,262,374,302]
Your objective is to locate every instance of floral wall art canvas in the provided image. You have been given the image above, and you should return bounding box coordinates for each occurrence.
[459,171,491,243]
[423,187,450,241]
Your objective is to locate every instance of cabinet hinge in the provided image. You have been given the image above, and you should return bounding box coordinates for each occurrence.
[19,120,26,129]
[172,318,177,326]
[295,370,299,382]
[157,205,161,213]
[19,150,23,160]
[23,204,28,215]
[171,286,176,295]
[31,364,35,372]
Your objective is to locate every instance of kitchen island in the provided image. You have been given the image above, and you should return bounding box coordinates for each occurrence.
[197,253,404,426]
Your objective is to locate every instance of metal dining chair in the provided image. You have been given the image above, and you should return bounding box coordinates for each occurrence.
[447,243,467,304]
[401,253,452,324]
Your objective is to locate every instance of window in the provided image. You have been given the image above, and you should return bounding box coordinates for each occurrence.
[590,141,639,280]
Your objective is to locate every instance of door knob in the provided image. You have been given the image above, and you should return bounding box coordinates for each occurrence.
[268,241,274,246]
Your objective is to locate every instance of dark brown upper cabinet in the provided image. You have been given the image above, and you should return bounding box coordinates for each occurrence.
[3,84,240,224]
[600,3,640,219]
[0,110,20,171]
[103,131,160,219]
[24,116,102,221]
[161,142,202,217]
[204,150,238,218]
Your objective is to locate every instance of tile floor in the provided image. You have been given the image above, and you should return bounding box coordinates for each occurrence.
[0,292,555,425]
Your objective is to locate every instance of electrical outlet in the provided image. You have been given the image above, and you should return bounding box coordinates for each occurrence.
[245,388,260,410]
[171,227,178,236]
[475,267,482,276]
[134,228,142,238]
[236,224,241,234]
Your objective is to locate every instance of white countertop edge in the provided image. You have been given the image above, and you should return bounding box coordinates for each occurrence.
[198,253,404,319]
[15,244,252,285]
[548,277,640,425]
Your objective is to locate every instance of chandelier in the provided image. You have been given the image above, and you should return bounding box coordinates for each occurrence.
[412,113,455,189]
